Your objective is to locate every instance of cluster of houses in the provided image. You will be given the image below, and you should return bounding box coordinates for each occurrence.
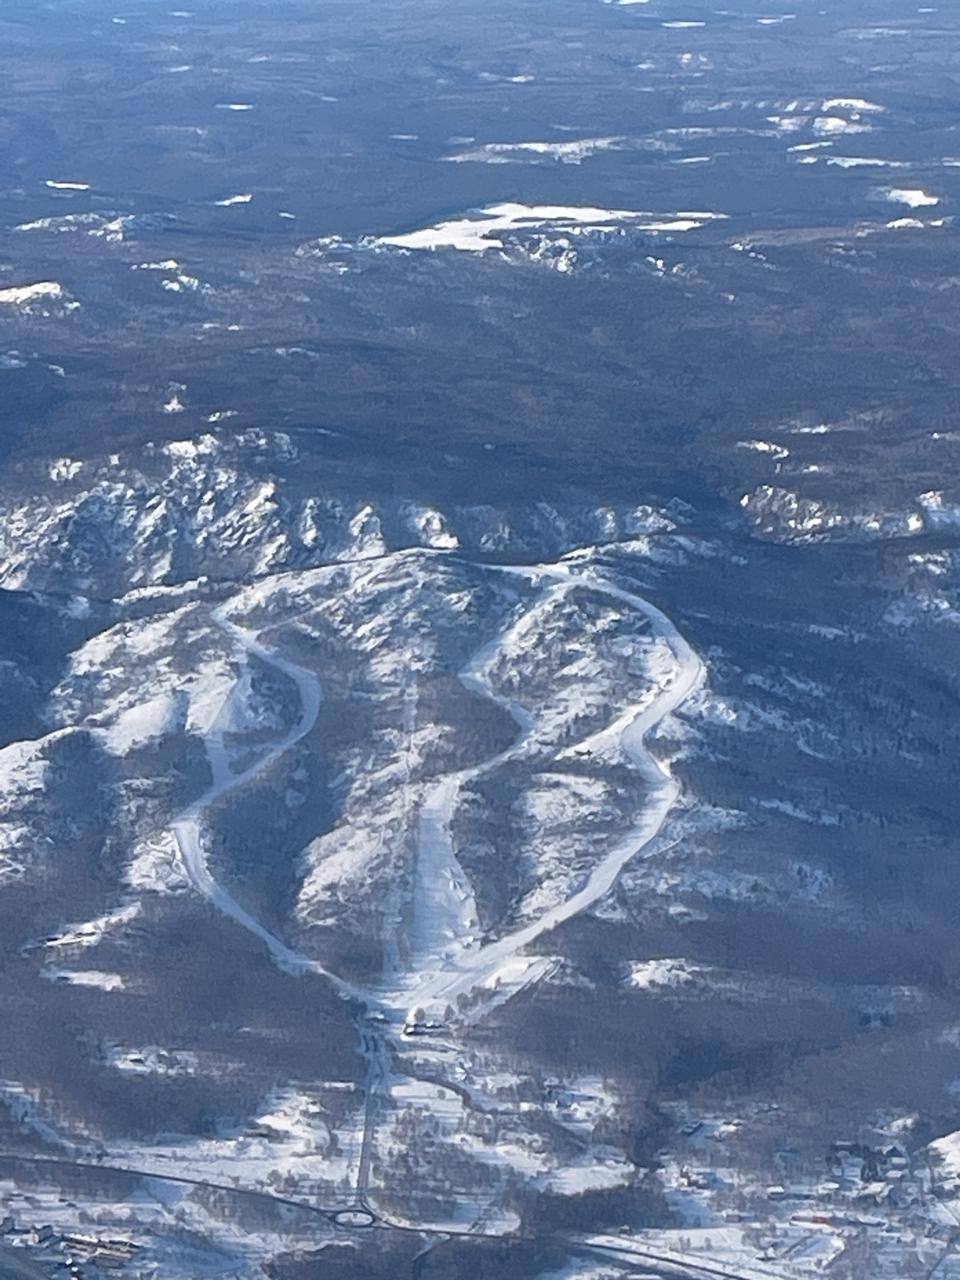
[0,1215,139,1278]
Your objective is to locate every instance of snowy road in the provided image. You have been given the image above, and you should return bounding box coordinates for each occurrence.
[580,1233,779,1280]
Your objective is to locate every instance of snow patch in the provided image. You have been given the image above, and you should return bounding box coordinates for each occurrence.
[376,202,723,253]
[44,969,127,991]
[881,187,940,208]
[0,281,65,306]
[39,902,141,952]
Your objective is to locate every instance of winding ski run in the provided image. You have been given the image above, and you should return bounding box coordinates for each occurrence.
[171,554,705,1020]
[401,560,704,1019]
[170,606,359,1000]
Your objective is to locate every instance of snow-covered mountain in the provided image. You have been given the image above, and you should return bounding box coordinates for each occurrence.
[4,422,957,1279]
[5,0,960,1273]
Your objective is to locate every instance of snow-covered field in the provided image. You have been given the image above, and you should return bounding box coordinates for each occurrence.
[375,202,724,253]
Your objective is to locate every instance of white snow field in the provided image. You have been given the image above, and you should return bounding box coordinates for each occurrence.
[376,202,724,252]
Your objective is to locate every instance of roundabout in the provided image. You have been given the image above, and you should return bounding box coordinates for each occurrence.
[332,1208,377,1229]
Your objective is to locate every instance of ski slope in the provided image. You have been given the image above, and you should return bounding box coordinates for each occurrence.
[168,555,701,1013]
[397,559,704,1019]
[170,555,703,1023]
[159,551,705,1220]
[171,605,358,999]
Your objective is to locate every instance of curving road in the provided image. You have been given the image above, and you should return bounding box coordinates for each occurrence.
[0,1153,773,1280]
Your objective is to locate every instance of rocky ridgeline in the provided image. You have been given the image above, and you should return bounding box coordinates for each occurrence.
[0,431,676,597]
[740,483,960,544]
